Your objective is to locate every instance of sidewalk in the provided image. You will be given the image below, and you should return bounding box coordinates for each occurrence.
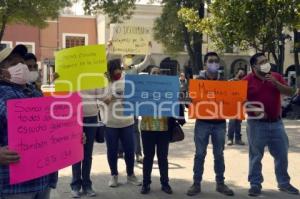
[52,119,300,199]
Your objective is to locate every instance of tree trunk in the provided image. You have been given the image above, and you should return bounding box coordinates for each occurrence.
[191,1,205,74]
[0,18,7,43]
[182,25,195,70]
[193,32,202,74]
[294,29,300,88]
[271,50,280,68]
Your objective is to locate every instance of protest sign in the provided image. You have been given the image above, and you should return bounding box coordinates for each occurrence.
[124,75,180,117]
[8,93,83,184]
[55,45,107,92]
[189,80,248,119]
[110,24,151,55]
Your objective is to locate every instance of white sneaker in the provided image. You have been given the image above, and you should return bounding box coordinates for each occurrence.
[71,190,80,198]
[127,174,142,186]
[109,175,118,187]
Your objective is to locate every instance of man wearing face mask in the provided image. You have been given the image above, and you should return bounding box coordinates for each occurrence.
[187,52,234,197]
[24,53,41,91]
[0,47,57,199]
[244,53,298,197]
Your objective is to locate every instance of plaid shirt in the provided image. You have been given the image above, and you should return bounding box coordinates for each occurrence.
[0,81,58,195]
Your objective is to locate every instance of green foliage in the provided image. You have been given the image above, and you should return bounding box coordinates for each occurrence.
[83,0,137,23]
[153,1,185,54]
[0,0,71,27]
[179,0,300,54]
[0,0,71,41]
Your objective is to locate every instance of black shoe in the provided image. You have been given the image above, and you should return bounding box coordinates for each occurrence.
[216,183,234,196]
[141,184,150,194]
[248,186,262,197]
[161,184,173,194]
[187,183,201,196]
[235,140,245,145]
[278,183,299,195]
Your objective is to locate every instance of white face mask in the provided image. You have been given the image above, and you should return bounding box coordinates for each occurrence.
[28,71,39,83]
[259,62,271,73]
[8,63,31,85]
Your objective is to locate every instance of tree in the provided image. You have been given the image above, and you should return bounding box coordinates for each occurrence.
[0,0,71,42]
[179,0,300,73]
[83,0,136,23]
[153,0,205,74]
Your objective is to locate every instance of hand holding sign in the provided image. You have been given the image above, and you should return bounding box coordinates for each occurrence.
[0,147,20,165]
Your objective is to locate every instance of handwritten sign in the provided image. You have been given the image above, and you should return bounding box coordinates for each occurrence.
[55,45,108,92]
[189,80,248,119]
[8,93,83,184]
[124,75,180,117]
[110,24,151,55]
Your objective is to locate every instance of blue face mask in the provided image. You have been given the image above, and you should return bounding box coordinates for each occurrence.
[207,62,220,73]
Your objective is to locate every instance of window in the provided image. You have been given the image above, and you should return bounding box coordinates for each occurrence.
[0,41,13,50]
[16,42,36,54]
[62,33,88,48]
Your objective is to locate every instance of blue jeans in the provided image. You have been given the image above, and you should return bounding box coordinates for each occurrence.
[118,118,142,156]
[105,125,135,176]
[227,119,242,141]
[193,120,226,184]
[247,119,290,188]
[71,116,97,191]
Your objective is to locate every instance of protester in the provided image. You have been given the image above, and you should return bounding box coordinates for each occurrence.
[107,41,152,164]
[101,59,141,188]
[140,66,173,195]
[244,53,299,197]
[179,72,188,101]
[24,53,41,91]
[227,68,246,146]
[0,47,58,199]
[187,52,234,197]
[70,89,105,198]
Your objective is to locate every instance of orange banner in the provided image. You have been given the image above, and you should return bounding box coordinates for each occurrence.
[188,80,248,120]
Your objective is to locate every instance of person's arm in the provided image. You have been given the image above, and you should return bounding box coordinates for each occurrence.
[129,42,152,73]
[106,40,113,60]
[265,74,294,96]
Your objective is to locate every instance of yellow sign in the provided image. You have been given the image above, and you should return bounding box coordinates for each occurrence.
[55,45,108,92]
[110,24,151,55]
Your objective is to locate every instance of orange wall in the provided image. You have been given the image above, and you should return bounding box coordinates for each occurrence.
[2,24,41,60]
[2,16,97,62]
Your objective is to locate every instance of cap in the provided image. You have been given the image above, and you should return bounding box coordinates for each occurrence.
[0,44,28,63]
[0,48,13,63]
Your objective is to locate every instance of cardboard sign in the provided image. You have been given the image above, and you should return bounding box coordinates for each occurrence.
[55,45,108,92]
[124,75,180,117]
[110,24,151,55]
[8,93,83,184]
[189,80,248,119]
